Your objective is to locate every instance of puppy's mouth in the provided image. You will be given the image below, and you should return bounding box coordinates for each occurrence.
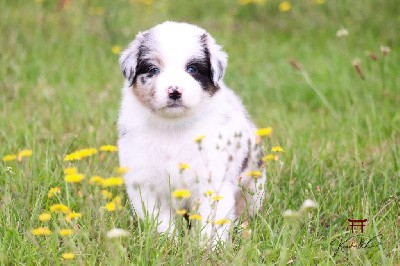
[161,101,188,110]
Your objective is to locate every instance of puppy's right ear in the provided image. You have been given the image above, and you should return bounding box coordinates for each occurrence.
[119,31,147,85]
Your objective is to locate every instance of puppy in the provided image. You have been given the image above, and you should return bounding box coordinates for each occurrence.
[118,21,265,243]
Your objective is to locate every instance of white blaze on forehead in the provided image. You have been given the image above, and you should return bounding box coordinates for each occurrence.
[150,22,206,68]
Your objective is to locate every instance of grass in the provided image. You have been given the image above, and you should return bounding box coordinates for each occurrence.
[1,0,399,264]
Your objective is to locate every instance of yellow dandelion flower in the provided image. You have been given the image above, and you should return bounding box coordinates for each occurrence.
[176,209,187,215]
[262,154,278,162]
[115,167,128,174]
[204,189,215,196]
[34,0,45,4]
[101,189,113,199]
[31,227,52,236]
[2,154,16,162]
[255,127,272,137]
[214,218,231,225]
[113,196,122,205]
[59,229,74,237]
[17,149,32,160]
[63,167,78,175]
[111,46,121,55]
[271,146,285,153]
[179,163,190,171]
[247,170,262,178]
[50,204,70,214]
[102,177,124,187]
[172,189,191,199]
[211,195,224,201]
[94,6,104,16]
[188,214,202,220]
[105,201,116,212]
[64,173,85,183]
[100,145,118,152]
[313,0,325,4]
[279,1,292,12]
[38,213,51,222]
[239,0,267,5]
[104,196,123,212]
[63,148,97,161]
[48,187,61,198]
[194,135,205,143]
[138,0,154,5]
[61,253,75,260]
[65,212,82,221]
[89,176,104,185]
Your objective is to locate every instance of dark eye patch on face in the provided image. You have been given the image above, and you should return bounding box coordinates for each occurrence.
[186,58,217,95]
[133,58,158,84]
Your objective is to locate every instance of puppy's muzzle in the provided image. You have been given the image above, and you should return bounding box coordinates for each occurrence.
[167,86,182,100]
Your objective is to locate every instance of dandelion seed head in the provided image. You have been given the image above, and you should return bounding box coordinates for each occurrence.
[300,199,318,212]
[106,228,130,238]
[336,28,349,38]
[380,46,391,56]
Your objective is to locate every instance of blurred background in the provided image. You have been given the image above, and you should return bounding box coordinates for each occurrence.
[1,0,398,149]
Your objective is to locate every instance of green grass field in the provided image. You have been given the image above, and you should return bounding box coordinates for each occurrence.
[1,0,399,264]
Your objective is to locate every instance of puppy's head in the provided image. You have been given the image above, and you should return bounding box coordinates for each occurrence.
[120,21,227,118]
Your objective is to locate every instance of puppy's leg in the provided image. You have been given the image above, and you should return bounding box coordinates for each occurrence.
[198,182,236,245]
[126,186,173,234]
[236,168,266,219]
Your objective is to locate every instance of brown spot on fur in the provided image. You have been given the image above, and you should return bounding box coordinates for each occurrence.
[132,84,157,112]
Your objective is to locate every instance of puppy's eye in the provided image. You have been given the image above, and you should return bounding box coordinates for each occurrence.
[186,66,197,74]
[148,67,160,75]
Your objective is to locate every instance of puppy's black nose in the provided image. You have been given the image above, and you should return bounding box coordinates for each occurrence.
[168,86,182,100]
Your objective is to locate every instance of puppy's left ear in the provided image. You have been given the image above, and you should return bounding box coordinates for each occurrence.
[119,31,148,85]
[203,33,228,87]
